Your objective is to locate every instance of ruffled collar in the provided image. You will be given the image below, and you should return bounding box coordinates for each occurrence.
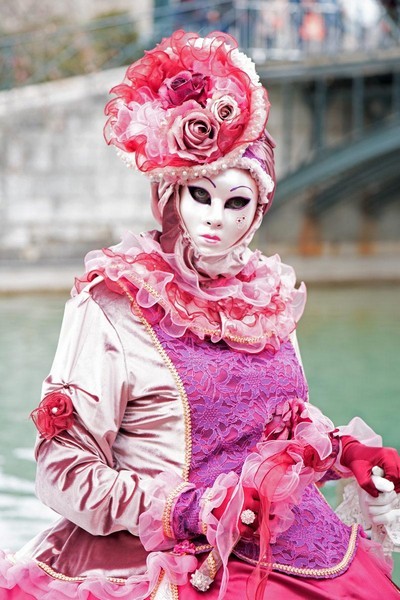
[73,230,306,354]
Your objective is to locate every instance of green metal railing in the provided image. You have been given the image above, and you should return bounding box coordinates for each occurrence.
[1,0,399,91]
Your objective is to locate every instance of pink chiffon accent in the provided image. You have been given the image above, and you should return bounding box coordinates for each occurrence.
[138,471,195,551]
[195,400,338,599]
[200,472,240,548]
[72,230,306,354]
[335,416,383,477]
[0,550,197,600]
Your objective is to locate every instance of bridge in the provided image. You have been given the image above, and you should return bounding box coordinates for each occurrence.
[0,0,399,258]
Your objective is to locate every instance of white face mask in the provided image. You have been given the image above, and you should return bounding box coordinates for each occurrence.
[179,168,258,257]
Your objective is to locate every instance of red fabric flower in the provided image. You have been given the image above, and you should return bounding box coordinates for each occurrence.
[30,391,74,440]
[159,70,209,108]
[264,398,308,441]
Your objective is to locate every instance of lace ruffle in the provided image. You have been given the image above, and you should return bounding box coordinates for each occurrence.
[73,230,306,353]
[336,479,400,558]
[138,471,195,551]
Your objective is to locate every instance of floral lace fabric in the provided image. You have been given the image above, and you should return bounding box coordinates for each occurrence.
[236,486,355,575]
[156,324,356,576]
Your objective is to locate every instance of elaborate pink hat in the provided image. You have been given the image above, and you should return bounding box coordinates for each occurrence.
[104,30,275,207]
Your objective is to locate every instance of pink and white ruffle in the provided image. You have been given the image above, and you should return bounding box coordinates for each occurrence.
[73,230,306,354]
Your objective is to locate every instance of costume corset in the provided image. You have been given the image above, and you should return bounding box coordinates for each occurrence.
[154,325,358,578]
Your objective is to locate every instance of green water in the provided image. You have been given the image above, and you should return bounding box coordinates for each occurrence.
[0,286,399,581]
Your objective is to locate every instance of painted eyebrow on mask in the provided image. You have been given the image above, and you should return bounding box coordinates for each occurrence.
[203,177,216,188]
[230,185,254,193]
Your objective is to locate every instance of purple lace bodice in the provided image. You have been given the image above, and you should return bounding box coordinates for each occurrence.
[154,325,356,577]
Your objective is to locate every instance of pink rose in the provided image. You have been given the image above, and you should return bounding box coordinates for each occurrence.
[30,391,74,440]
[208,95,240,123]
[264,398,308,441]
[168,105,220,162]
[159,70,209,108]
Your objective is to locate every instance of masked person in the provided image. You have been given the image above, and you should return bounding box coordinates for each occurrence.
[1,30,399,600]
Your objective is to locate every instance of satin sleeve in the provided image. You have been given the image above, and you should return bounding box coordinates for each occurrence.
[34,285,152,537]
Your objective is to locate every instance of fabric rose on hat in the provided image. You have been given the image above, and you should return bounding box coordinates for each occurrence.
[168,103,219,162]
[159,70,209,108]
[30,391,74,440]
[208,95,240,123]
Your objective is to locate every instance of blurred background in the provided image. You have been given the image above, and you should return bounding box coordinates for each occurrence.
[0,0,399,583]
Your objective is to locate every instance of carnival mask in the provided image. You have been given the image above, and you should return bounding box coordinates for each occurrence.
[179,168,258,256]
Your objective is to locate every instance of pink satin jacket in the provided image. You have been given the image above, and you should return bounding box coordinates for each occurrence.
[22,278,358,582]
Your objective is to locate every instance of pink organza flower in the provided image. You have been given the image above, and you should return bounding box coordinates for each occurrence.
[167,103,220,162]
[263,398,309,441]
[30,391,74,440]
[159,70,210,108]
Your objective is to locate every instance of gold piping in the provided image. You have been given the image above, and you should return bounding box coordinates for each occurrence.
[195,544,213,553]
[162,482,190,538]
[201,487,214,536]
[117,280,192,482]
[36,561,125,584]
[171,583,180,600]
[234,523,359,577]
[206,552,218,580]
[150,570,165,599]
[34,524,358,585]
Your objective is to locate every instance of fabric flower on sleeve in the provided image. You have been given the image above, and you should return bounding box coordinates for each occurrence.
[30,391,74,440]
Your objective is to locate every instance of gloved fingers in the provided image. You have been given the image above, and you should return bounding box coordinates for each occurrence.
[371,474,395,493]
[365,488,397,506]
[370,508,400,526]
[371,466,384,477]
[352,462,379,497]
[372,464,400,494]
[375,449,400,485]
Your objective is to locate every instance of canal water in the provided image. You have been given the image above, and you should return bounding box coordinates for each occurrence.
[0,285,399,581]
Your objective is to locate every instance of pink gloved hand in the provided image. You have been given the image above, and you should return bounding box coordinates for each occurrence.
[340,436,400,497]
[212,486,260,538]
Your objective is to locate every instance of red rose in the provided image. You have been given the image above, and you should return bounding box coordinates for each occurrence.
[159,70,209,108]
[264,398,308,441]
[30,391,74,440]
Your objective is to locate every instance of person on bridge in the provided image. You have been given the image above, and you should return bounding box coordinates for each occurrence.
[0,29,399,600]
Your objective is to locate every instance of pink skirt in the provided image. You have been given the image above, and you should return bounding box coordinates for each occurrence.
[179,539,400,599]
[1,539,399,599]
